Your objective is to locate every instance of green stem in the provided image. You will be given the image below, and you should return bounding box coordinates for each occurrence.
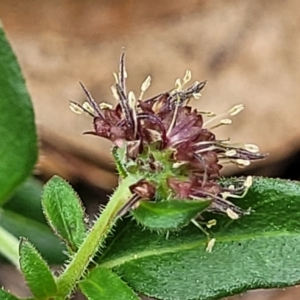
[0,225,19,267]
[55,175,139,298]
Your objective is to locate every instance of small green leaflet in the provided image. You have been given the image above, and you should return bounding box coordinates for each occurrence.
[19,239,57,300]
[42,176,87,251]
[79,267,139,300]
[132,199,211,231]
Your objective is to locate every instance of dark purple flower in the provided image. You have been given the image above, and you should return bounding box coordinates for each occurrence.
[70,53,266,219]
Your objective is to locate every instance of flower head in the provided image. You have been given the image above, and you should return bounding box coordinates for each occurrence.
[70,52,266,219]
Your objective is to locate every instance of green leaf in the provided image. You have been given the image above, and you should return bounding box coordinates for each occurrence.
[132,199,211,231]
[0,289,20,300]
[5,177,45,223]
[19,239,57,300]
[0,208,66,264]
[0,23,37,205]
[42,176,87,251]
[99,177,300,300]
[112,146,128,178]
[79,267,139,300]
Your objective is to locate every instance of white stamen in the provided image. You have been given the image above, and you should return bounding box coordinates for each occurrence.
[128,91,137,108]
[245,144,259,153]
[111,85,119,101]
[209,118,232,130]
[139,76,152,99]
[113,72,119,84]
[221,191,231,199]
[82,102,95,114]
[124,69,128,79]
[206,238,216,253]
[183,70,192,84]
[175,78,181,90]
[228,185,235,190]
[244,176,253,188]
[236,159,250,167]
[219,139,231,145]
[221,118,232,125]
[193,93,202,99]
[226,208,239,220]
[204,103,243,127]
[128,91,138,137]
[225,150,237,157]
[141,76,151,92]
[245,207,252,215]
[199,111,216,117]
[206,219,217,228]
[229,104,245,116]
[69,102,84,114]
[99,102,113,110]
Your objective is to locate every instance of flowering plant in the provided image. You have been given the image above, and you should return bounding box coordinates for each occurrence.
[70,53,265,235]
[1,27,300,300]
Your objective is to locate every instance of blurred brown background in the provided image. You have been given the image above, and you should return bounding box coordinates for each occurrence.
[1,0,300,299]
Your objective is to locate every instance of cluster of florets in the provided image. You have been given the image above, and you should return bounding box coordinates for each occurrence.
[70,53,265,219]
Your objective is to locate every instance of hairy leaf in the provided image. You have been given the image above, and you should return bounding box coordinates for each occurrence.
[19,239,57,299]
[132,199,210,231]
[99,177,300,300]
[0,23,37,205]
[79,267,139,300]
[42,176,87,251]
[112,146,128,178]
[0,289,20,300]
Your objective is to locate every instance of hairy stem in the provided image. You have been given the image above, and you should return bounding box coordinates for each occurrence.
[55,175,140,298]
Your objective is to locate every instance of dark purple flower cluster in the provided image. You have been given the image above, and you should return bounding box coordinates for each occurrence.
[70,53,266,219]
